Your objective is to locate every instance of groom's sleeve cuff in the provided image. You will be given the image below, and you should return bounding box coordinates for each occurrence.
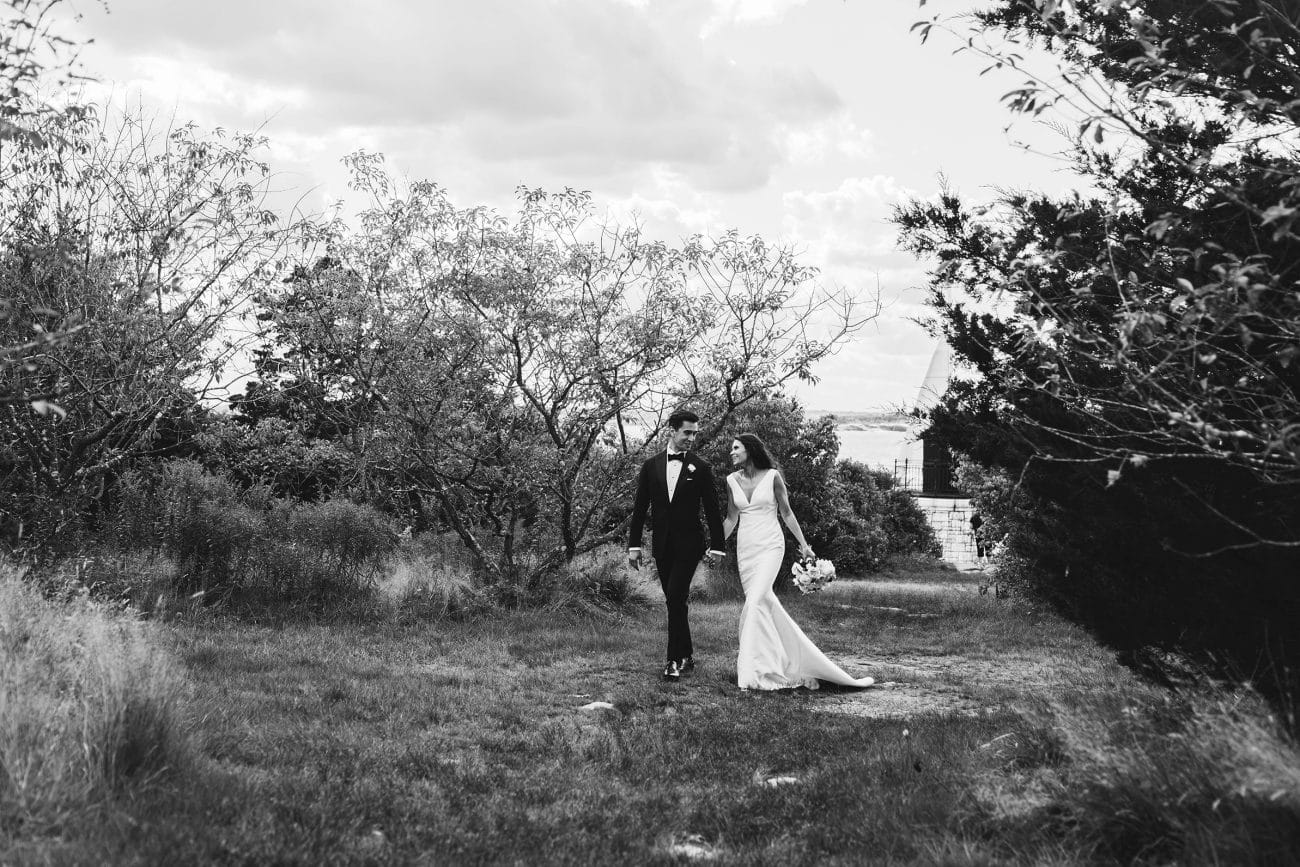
[628,547,641,553]
[710,549,726,557]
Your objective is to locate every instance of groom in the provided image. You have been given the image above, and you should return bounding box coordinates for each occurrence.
[628,409,726,680]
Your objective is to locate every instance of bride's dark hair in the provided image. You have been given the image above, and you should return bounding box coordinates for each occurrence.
[736,433,777,470]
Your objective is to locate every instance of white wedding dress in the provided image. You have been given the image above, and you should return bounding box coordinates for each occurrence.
[730,470,875,691]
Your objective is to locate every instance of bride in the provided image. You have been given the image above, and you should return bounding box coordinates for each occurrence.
[722,433,875,691]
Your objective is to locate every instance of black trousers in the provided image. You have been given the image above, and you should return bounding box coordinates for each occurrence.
[654,549,700,662]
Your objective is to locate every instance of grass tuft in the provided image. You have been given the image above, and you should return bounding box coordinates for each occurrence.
[549,546,651,615]
[379,548,488,621]
[0,563,193,841]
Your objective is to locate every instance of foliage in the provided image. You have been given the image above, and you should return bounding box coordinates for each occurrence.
[237,156,872,588]
[836,460,941,570]
[0,103,291,555]
[0,0,88,138]
[194,416,353,501]
[0,561,193,836]
[901,0,1300,714]
[0,13,871,610]
[96,461,395,606]
[955,2,1300,489]
[548,545,651,616]
[0,0,97,417]
[34,549,180,616]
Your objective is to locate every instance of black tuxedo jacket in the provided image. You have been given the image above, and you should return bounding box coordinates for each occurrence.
[628,450,725,560]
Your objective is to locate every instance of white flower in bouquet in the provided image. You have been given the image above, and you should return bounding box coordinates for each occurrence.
[791,557,836,594]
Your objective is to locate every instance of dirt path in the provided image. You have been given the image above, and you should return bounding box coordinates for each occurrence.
[684,576,1114,722]
[808,651,1093,719]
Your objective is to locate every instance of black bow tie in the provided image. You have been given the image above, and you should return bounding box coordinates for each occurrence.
[667,453,685,462]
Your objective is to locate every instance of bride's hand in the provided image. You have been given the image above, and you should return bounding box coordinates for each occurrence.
[800,543,815,561]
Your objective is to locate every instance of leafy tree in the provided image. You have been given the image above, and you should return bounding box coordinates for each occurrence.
[901,0,1300,710]
[0,0,89,139]
[911,0,1300,496]
[1,0,97,414]
[0,104,292,552]
[240,154,873,588]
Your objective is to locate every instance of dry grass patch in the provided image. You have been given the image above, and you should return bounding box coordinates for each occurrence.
[0,564,193,853]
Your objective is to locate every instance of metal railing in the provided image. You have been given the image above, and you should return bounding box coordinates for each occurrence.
[891,459,964,496]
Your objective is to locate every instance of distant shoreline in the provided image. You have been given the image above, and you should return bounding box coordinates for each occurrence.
[837,423,912,432]
[810,409,915,433]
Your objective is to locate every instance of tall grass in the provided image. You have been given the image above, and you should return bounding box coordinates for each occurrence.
[964,689,1300,864]
[548,545,651,615]
[378,540,649,621]
[378,533,487,620]
[0,564,192,838]
[89,461,396,607]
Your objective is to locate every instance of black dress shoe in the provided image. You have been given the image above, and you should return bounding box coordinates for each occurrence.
[662,660,681,680]
[679,656,696,674]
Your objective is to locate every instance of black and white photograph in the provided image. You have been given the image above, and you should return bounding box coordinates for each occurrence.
[3,0,1299,863]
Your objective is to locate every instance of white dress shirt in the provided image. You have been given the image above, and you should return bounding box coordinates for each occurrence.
[665,448,685,501]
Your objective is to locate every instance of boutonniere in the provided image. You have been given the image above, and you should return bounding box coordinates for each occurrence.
[687,463,696,473]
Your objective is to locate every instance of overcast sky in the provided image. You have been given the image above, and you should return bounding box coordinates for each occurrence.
[59,0,1082,413]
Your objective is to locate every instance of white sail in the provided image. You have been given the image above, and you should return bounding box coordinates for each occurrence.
[898,341,950,464]
[914,341,952,412]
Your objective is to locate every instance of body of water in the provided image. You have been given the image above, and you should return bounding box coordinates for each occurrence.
[836,427,917,469]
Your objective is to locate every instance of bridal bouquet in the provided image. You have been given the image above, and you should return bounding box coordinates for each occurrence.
[791,558,836,594]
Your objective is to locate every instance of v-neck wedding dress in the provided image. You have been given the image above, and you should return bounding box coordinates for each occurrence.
[729,470,876,690]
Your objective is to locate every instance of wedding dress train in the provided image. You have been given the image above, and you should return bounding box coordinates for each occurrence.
[730,470,875,690]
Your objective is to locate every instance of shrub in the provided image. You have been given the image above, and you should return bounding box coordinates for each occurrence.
[283,499,395,597]
[869,469,943,561]
[193,416,354,501]
[830,460,941,575]
[104,460,259,595]
[0,563,193,836]
[92,461,397,607]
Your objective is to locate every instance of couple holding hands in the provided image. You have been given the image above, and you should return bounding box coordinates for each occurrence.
[628,410,875,690]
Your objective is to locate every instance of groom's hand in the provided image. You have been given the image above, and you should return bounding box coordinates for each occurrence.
[628,549,641,570]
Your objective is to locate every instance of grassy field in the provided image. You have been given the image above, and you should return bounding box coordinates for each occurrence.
[5,562,1299,865]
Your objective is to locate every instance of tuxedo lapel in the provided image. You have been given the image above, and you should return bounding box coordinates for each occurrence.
[654,451,670,504]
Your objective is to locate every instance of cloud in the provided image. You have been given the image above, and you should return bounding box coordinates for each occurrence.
[603,165,724,238]
[784,175,911,221]
[778,111,874,165]
[781,175,918,272]
[699,0,812,35]
[69,0,844,193]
